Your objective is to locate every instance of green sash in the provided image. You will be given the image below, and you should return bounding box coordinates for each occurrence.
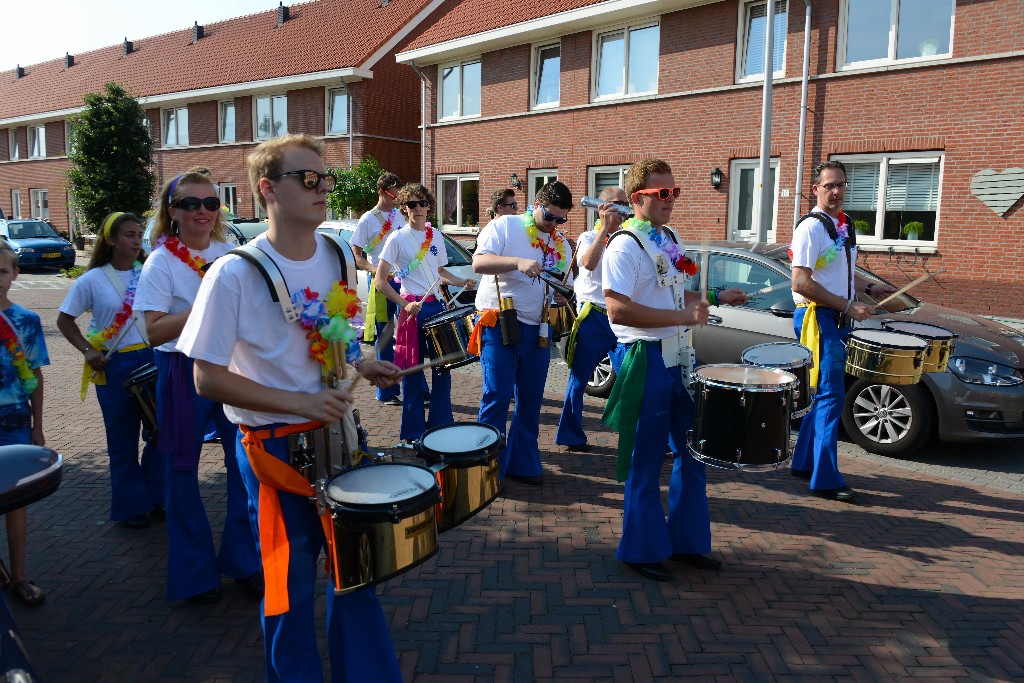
[601,341,648,482]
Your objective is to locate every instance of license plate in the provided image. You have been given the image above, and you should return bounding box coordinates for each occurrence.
[43,253,62,259]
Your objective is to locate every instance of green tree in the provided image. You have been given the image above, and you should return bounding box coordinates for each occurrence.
[326,155,384,218]
[66,82,154,233]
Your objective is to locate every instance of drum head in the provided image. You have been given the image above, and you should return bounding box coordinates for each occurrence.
[850,329,928,349]
[420,422,500,456]
[424,305,475,326]
[326,463,437,506]
[882,320,957,340]
[695,364,797,389]
[741,342,811,368]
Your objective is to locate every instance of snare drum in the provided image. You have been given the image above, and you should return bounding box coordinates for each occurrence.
[287,416,356,485]
[881,320,957,373]
[319,462,442,595]
[123,363,159,438]
[687,364,796,472]
[416,422,503,532]
[422,305,479,372]
[845,329,927,385]
[741,342,814,418]
[548,302,576,341]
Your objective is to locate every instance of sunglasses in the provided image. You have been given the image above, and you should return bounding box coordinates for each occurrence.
[541,207,568,225]
[405,200,431,209]
[499,202,518,209]
[383,188,398,200]
[172,196,221,212]
[634,187,681,201]
[268,170,337,191]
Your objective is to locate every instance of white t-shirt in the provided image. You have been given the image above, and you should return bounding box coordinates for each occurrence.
[603,229,689,344]
[474,214,573,326]
[572,229,606,307]
[790,213,857,305]
[378,225,449,297]
[351,208,404,268]
[135,240,234,352]
[177,232,357,427]
[59,265,147,349]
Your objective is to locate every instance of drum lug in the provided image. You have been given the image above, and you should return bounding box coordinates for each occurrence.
[734,448,742,464]
[773,448,782,463]
[740,393,747,407]
[314,479,328,515]
[389,503,401,525]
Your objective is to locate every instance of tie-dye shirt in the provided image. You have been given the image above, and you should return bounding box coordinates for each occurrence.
[0,303,49,411]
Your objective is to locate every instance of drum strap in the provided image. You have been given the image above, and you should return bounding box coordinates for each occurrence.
[100,264,150,347]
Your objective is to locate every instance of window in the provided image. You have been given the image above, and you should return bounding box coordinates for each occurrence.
[30,189,49,220]
[220,184,238,217]
[593,22,660,100]
[439,60,481,120]
[702,252,791,312]
[219,101,236,143]
[528,170,558,207]
[11,190,22,219]
[27,125,46,159]
[532,43,560,109]
[65,120,75,155]
[738,1,787,81]
[327,88,348,135]
[587,165,630,226]
[162,107,189,147]
[8,129,20,160]
[255,197,268,220]
[837,153,942,244]
[438,175,480,231]
[841,0,954,67]
[728,158,780,242]
[255,95,287,140]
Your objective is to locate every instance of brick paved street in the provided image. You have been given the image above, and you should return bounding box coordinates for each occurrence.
[5,276,1024,682]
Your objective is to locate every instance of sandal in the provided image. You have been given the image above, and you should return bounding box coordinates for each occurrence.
[9,579,45,606]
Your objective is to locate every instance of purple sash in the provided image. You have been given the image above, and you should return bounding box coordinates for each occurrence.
[158,352,198,471]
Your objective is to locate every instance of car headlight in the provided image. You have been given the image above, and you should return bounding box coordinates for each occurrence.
[949,357,1023,386]
[15,247,36,254]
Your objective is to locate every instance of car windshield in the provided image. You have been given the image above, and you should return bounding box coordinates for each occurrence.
[233,221,269,240]
[441,234,472,267]
[8,221,61,240]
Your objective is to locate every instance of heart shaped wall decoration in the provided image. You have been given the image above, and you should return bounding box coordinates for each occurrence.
[970,168,1024,216]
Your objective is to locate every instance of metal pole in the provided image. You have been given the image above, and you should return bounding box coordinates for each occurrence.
[409,60,428,183]
[792,0,813,230]
[756,0,776,243]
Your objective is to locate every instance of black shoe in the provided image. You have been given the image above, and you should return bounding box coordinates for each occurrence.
[622,561,671,582]
[235,572,265,599]
[669,552,722,570]
[811,486,858,503]
[506,473,542,486]
[122,514,150,530]
[149,505,166,521]
[563,443,591,453]
[791,469,812,480]
[186,588,222,604]
[381,397,402,407]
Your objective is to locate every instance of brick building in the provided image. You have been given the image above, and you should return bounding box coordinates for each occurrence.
[0,0,439,234]
[396,0,1024,317]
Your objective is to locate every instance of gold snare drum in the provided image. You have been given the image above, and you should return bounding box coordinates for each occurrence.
[422,305,479,372]
[881,320,957,373]
[845,329,927,385]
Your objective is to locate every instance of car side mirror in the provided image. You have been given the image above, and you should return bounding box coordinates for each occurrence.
[769,300,795,319]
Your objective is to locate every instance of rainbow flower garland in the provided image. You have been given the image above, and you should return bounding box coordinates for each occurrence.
[622,217,699,276]
[364,209,398,254]
[522,211,567,271]
[293,281,364,377]
[395,224,433,282]
[86,262,142,349]
[0,317,38,395]
[788,211,850,270]
[162,237,208,278]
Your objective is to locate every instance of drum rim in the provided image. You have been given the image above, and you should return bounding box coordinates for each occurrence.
[423,304,476,326]
[325,462,440,518]
[124,363,159,383]
[881,320,958,340]
[848,329,929,349]
[416,422,503,465]
[695,363,799,389]
[741,341,812,369]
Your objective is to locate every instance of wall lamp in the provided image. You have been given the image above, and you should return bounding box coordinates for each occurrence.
[710,167,723,189]
[510,173,523,190]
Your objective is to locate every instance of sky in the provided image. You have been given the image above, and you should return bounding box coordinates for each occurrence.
[3,0,286,69]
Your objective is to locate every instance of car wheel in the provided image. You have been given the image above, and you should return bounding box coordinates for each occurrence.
[841,379,935,456]
[585,355,616,399]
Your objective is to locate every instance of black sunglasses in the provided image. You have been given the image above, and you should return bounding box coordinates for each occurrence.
[268,170,337,191]
[173,196,221,212]
[541,207,568,225]
[499,202,518,209]
[405,200,431,209]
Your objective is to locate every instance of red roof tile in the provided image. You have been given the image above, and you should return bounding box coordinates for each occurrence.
[0,0,433,121]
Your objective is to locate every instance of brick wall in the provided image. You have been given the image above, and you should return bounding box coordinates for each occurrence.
[188,100,219,146]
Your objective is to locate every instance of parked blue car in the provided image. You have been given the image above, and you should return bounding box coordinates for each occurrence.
[0,219,77,270]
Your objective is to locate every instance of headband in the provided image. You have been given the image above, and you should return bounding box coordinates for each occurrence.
[101,212,126,239]
[166,175,183,206]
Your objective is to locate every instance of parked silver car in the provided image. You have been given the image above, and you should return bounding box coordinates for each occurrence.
[582,242,1024,457]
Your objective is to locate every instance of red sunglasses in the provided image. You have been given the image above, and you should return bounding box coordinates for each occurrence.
[633,187,681,201]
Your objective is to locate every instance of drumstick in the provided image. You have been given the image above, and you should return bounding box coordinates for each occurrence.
[749,280,793,297]
[873,271,945,308]
[393,351,467,378]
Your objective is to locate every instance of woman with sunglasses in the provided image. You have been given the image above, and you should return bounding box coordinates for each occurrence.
[135,171,261,604]
[375,183,475,442]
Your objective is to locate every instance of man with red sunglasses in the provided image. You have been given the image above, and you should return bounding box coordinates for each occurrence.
[601,159,747,582]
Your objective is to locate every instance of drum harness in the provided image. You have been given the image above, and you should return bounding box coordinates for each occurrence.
[100,264,151,347]
[796,211,856,329]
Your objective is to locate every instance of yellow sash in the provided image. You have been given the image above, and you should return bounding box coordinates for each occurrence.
[565,302,605,368]
[797,302,822,390]
[80,342,149,400]
[363,281,390,342]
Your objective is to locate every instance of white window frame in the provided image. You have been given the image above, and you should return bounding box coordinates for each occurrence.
[438,59,482,121]
[437,174,481,233]
[591,19,661,102]
[64,119,74,156]
[736,0,788,83]
[587,165,630,226]
[220,183,238,217]
[326,87,349,136]
[832,151,944,245]
[255,196,268,220]
[29,189,49,220]
[161,106,189,148]
[11,190,22,219]
[727,158,781,242]
[838,0,955,70]
[254,94,288,141]
[28,125,46,159]
[531,42,561,110]
[527,169,559,207]
[8,129,20,160]
[219,100,236,143]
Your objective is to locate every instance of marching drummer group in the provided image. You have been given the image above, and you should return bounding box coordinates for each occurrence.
[1,128,892,680]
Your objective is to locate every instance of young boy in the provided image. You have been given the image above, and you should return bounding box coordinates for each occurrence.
[0,241,49,605]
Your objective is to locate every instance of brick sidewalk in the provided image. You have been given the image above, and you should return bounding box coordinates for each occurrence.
[7,284,1024,681]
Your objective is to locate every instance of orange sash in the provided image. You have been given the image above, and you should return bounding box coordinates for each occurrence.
[467,308,499,356]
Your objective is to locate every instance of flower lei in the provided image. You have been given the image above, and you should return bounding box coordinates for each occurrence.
[293,282,364,377]
[522,212,567,271]
[86,262,142,349]
[0,316,38,395]
[787,211,850,270]
[395,224,433,282]
[364,209,398,254]
[622,217,699,276]
[162,237,207,278]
